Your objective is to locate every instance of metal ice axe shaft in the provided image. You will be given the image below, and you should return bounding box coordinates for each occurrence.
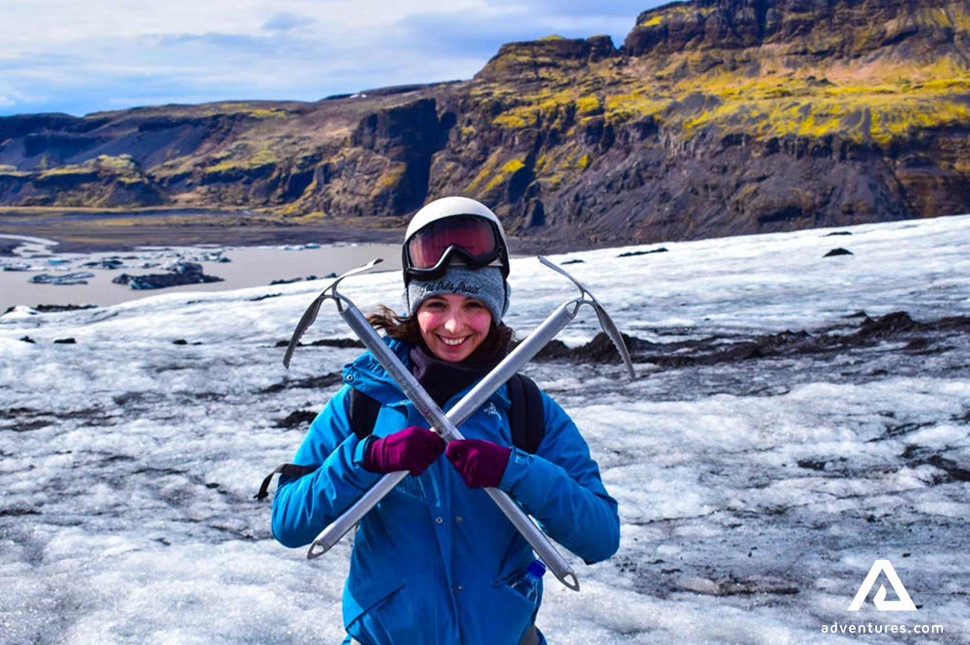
[282,257,634,592]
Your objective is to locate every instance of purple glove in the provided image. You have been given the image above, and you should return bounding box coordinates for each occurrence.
[445,439,512,489]
[364,426,444,475]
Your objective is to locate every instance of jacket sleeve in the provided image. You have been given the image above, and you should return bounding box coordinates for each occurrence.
[271,385,382,548]
[497,392,620,564]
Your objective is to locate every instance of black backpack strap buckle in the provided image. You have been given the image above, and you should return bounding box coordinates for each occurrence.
[255,463,317,500]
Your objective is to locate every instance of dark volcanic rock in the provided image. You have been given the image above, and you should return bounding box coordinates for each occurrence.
[259,371,344,394]
[624,0,966,61]
[476,36,618,83]
[537,311,970,370]
[112,261,223,290]
[618,248,669,258]
[29,272,95,285]
[273,338,365,350]
[275,410,319,429]
[34,304,97,313]
[848,311,920,341]
[305,97,452,217]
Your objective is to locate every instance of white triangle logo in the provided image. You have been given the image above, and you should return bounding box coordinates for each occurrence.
[847,559,918,612]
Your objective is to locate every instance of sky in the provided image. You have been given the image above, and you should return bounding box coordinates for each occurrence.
[0,0,669,118]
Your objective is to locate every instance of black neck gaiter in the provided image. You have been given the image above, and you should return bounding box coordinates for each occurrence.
[410,342,505,407]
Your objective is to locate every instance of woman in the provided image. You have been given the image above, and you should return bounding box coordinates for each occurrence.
[271,196,620,645]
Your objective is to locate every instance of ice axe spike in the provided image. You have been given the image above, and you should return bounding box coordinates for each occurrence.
[539,256,636,379]
[283,258,384,369]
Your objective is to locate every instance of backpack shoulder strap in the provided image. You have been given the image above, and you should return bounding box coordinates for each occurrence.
[349,387,382,441]
[256,387,381,501]
[507,373,545,454]
[255,463,316,500]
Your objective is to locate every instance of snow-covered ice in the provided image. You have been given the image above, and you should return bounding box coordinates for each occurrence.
[2,215,969,644]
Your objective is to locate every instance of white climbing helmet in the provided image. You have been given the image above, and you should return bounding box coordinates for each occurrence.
[402,196,510,285]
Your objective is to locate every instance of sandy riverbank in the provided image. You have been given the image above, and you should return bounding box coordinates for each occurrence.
[0,208,405,256]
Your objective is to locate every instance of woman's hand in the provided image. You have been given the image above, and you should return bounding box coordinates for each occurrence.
[445,439,512,488]
[364,426,445,475]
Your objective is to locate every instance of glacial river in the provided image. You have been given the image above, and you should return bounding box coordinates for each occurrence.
[0,234,402,312]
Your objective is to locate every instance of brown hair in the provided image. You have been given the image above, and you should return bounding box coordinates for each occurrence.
[367,305,515,360]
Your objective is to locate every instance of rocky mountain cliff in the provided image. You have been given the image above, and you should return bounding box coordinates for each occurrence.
[1,0,968,247]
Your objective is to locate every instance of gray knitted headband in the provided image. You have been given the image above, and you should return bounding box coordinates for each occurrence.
[405,266,509,323]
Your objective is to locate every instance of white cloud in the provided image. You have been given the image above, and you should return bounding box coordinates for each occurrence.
[0,0,667,116]
[261,12,315,33]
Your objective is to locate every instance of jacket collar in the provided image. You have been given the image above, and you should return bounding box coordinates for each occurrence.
[343,337,512,411]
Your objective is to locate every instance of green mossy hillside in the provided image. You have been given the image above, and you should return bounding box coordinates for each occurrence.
[0,0,967,247]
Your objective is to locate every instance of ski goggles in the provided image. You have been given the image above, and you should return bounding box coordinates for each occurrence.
[404,215,508,281]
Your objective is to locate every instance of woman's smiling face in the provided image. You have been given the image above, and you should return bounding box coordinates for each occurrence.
[416,293,493,363]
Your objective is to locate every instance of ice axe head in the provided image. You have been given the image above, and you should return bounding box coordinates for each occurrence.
[539,256,636,379]
[283,258,383,368]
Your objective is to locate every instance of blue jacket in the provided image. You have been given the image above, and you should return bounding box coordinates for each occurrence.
[272,339,620,645]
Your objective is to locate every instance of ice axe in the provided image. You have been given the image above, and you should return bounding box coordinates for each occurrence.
[282,256,635,591]
[283,258,384,370]
[537,256,635,378]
